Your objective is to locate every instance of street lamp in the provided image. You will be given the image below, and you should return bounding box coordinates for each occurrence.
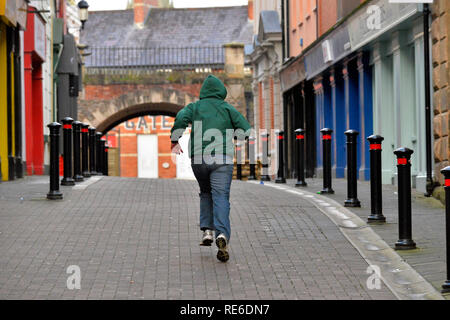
[78,0,89,30]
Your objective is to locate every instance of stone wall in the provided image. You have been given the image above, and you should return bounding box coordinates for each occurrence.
[432,0,449,202]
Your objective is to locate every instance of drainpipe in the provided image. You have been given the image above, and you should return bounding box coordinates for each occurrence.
[286,0,290,61]
[316,0,319,39]
[423,4,434,197]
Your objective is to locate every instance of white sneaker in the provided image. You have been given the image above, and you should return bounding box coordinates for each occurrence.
[200,229,214,246]
[216,234,229,262]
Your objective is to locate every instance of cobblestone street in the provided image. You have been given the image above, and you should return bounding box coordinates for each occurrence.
[0,176,397,300]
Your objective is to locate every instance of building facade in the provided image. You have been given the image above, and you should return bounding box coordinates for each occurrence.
[432,0,449,188]
[260,0,436,196]
[246,0,444,195]
[0,0,28,181]
[1,0,82,181]
[79,2,254,179]
[248,0,283,176]
[105,115,196,180]
[302,0,431,192]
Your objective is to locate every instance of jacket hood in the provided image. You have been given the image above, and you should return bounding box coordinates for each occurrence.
[199,75,227,100]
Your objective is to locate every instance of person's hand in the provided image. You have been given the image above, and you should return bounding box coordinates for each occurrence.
[171,142,183,155]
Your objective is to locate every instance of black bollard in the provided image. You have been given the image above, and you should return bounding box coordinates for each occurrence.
[344,130,361,207]
[260,132,271,182]
[72,121,84,182]
[320,128,334,194]
[394,147,416,250]
[88,127,98,176]
[47,122,63,200]
[441,167,450,293]
[275,131,286,184]
[104,144,109,176]
[81,123,91,178]
[248,137,257,180]
[295,128,307,187]
[236,141,242,180]
[61,117,75,186]
[367,135,386,223]
[96,132,103,176]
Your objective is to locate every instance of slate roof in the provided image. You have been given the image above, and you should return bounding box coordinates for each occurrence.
[257,11,282,43]
[81,6,253,68]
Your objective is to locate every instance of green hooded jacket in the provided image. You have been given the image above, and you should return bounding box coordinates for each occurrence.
[170,75,251,159]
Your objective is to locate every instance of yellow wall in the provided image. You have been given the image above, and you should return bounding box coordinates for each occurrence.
[10,45,14,157]
[0,22,8,180]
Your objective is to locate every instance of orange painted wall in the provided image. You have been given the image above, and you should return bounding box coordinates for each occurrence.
[318,0,338,37]
[289,0,318,58]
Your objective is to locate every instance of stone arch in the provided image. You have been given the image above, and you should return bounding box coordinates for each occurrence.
[95,102,182,134]
[78,86,198,134]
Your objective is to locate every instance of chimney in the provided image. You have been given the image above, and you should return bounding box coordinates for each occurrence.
[248,0,254,21]
[134,0,159,28]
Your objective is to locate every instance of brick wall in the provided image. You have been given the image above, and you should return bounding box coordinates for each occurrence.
[432,0,450,186]
[106,115,177,179]
[84,83,203,101]
[289,0,318,57]
[318,0,338,36]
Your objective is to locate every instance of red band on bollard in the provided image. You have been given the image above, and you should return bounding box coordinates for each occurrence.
[278,136,283,140]
[249,141,255,145]
[262,138,268,141]
[63,124,72,129]
[370,144,382,150]
[397,158,408,165]
[322,135,332,140]
[81,129,89,133]
[446,179,450,187]
[296,135,305,140]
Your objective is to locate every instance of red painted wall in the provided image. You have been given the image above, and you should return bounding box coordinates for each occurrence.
[23,8,45,175]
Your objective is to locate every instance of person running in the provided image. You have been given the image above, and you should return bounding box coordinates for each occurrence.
[170,75,251,262]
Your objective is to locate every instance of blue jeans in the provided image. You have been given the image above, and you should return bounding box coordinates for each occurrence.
[191,155,234,241]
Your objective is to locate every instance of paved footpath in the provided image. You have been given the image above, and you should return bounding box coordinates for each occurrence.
[290,177,449,298]
[0,175,412,300]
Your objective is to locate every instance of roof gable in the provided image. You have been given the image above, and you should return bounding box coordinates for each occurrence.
[257,11,282,43]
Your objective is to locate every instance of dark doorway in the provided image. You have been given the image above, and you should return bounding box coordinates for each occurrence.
[283,80,316,179]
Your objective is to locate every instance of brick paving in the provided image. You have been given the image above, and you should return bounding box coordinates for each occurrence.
[288,177,448,298]
[0,176,396,300]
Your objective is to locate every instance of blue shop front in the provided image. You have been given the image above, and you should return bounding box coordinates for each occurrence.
[304,0,430,191]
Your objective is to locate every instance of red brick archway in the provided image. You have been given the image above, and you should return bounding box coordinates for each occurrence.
[95,102,182,134]
[78,84,201,133]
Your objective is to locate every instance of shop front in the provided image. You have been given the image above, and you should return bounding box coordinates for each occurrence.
[348,0,431,191]
[300,0,429,190]
[279,56,316,179]
[0,0,28,181]
[24,6,46,175]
